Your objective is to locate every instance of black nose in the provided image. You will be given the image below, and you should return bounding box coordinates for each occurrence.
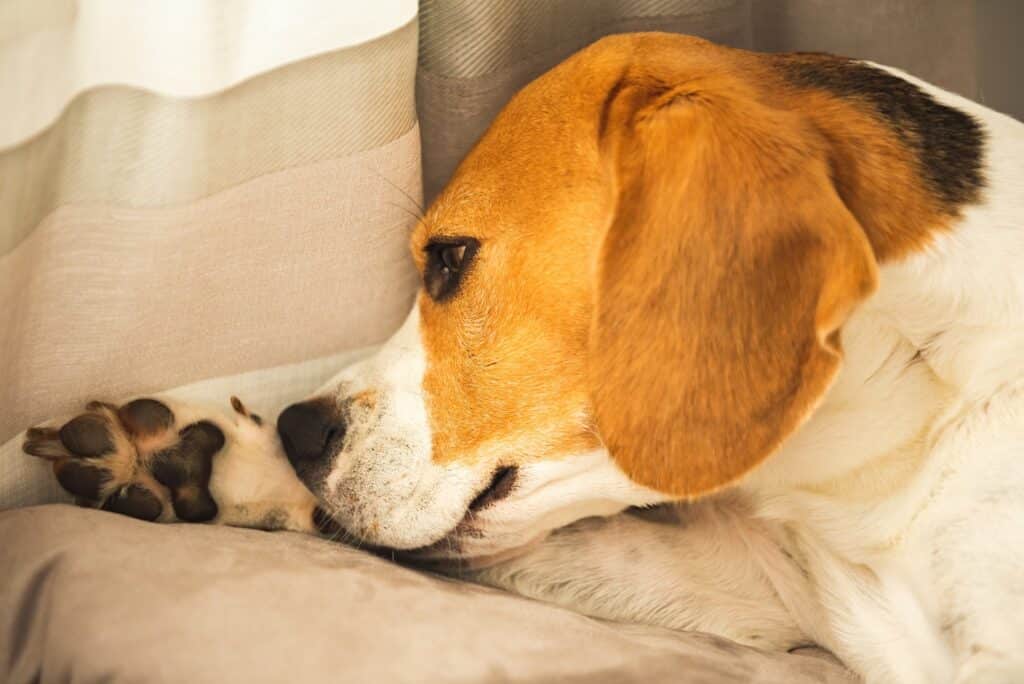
[277,399,346,468]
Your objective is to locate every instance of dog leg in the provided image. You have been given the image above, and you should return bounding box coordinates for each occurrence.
[472,500,812,652]
[22,395,337,535]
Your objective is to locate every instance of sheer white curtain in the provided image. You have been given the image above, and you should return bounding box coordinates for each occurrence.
[0,0,421,507]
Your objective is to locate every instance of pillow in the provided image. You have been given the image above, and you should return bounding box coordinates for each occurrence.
[0,505,855,683]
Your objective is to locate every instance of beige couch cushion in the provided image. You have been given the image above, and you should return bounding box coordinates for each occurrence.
[0,505,855,683]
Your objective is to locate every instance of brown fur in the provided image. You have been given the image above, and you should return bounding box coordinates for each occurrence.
[414,33,972,495]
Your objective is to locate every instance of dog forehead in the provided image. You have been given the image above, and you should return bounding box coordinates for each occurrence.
[412,68,626,255]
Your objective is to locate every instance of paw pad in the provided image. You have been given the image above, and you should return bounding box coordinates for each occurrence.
[23,399,226,523]
[102,483,163,521]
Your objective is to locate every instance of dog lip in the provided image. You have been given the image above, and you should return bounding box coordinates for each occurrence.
[468,466,518,512]
[312,467,520,559]
[390,468,521,561]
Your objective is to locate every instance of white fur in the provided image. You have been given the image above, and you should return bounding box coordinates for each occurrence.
[297,67,1024,682]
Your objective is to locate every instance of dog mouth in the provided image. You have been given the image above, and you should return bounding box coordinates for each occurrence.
[315,466,522,562]
[400,466,521,559]
[467,466,518,513]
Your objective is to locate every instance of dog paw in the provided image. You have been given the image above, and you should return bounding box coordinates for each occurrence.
[24,396,343,536]
[23,398,231,522]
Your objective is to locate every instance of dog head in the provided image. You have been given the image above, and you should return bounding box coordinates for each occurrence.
[277,33,974,561]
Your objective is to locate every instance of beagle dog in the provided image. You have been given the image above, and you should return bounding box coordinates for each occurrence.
[24,34,1024,683]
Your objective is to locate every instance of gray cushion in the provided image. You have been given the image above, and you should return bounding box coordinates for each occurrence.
[0,505,854,683]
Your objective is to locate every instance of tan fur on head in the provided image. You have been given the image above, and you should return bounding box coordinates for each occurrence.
[409,32,973,496]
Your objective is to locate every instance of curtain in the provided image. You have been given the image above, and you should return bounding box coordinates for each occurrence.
[0,1,421,506]
[1,0,1017,508]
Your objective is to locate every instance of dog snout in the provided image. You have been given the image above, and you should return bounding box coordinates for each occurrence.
[277,399,346,470]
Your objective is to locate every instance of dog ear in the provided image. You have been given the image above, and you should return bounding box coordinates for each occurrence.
[587,77,878,498]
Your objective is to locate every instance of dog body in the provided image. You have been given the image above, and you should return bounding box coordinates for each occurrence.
[480,87,1024,675]
[479,113,1024,677]
[25,36,1024,682]
[736,68,1024,680]
[728,66,1024,680]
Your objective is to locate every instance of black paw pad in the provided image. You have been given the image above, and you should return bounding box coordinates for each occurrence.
[102,484,163,521]
[56,460,109,499]
[118,398,174,437]
[59,414,114,458]
[151,421,224,523]
[179,421,226,454]
[172,488,218,523]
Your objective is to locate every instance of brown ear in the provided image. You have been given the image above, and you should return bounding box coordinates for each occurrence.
[588,78,878,498]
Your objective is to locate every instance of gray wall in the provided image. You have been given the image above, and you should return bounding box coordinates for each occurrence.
[977,0,1024,120]
[417,0,1022,203]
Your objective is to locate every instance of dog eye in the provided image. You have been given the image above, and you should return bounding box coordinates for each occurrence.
[424,238,479,301]
[441,244,466,271]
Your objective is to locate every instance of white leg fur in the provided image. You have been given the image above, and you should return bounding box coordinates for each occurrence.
[474,497,811,651]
